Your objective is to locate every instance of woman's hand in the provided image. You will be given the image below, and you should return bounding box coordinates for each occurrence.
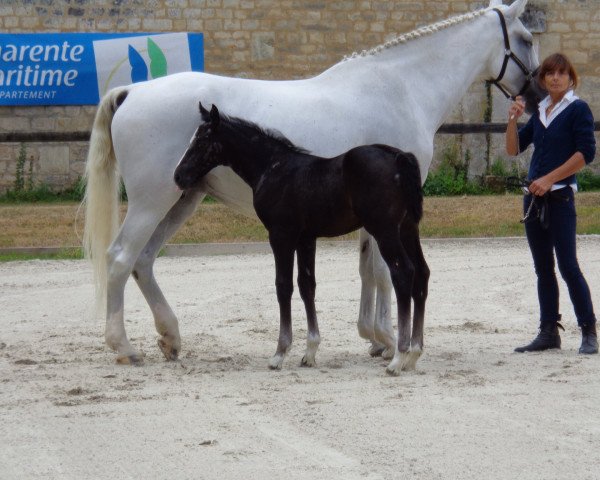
[508,96,526,121]
[528,176,552,196]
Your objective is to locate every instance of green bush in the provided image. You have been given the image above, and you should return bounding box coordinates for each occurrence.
[577,168,600,191]
[423,146,483,196]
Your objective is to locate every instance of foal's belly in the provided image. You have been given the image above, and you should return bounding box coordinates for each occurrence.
[309,214,362,238]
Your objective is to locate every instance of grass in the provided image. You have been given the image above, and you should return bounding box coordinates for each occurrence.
[1,193,599,261]
[0,248,84,262]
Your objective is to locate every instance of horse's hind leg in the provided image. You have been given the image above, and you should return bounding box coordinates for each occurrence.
[132,190,205,361]
[296,237,320,367]
[105,204,177,365]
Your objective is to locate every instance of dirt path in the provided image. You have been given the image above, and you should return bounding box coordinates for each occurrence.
[1,237,599,479]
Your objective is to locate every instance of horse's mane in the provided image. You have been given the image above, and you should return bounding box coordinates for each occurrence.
[342,7,488,61]
[220,113,310,155]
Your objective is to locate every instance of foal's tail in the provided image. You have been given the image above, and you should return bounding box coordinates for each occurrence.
[397,152,423,223]
[82,86,129,310]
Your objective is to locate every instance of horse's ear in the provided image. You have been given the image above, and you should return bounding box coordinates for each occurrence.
[505,0,528,19]
[199,102,211,122]
[488,0,503,7]
[210,104,220,128]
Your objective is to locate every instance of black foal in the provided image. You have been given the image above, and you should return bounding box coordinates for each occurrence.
[174,103,430,375]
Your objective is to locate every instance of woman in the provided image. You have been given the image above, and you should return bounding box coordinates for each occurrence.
[506,52,597,354]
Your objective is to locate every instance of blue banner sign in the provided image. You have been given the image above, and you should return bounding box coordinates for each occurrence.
[0,33,204,106]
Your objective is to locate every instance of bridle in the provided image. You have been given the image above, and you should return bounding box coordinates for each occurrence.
[489,8,538,100]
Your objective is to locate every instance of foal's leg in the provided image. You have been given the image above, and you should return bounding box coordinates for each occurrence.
[374,234,415,376]
[268,233,296,370]
[132,190,205,361]
[296,237,320,367]
[401,222,430,371]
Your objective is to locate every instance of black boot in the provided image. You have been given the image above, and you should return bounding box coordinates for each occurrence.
[579,324,598,355]
[514,322,564,352]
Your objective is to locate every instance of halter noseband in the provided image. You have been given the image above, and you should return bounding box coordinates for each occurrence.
[489,8,537,100]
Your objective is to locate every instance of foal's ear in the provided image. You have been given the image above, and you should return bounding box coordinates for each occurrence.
[199,102,211,122]
[209,104,220,128]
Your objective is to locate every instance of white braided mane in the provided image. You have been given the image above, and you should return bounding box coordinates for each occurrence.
[342,7,489,61]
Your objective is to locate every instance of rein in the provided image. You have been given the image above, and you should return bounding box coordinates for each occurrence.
[505,177,570,229]
[489,8,537,100]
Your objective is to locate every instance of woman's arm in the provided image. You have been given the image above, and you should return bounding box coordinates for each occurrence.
[528,152,586,196]
[505,96,527,156]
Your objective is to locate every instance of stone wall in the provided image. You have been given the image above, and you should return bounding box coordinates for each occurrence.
[1,0,599,192]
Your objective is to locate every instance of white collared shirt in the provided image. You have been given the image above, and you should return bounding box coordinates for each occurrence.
[537,90,579,191]
[538,89,579,128]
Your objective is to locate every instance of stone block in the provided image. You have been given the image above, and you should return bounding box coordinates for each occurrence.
[38,146,70,177]
[252,32,275,61]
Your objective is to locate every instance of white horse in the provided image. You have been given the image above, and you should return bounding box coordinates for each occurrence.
[84,0,538,374]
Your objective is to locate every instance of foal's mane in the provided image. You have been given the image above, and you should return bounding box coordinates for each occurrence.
[220,113,309,155]
[342,7,488,62]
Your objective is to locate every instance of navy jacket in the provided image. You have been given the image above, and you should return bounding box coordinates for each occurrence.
[518,99,596,185]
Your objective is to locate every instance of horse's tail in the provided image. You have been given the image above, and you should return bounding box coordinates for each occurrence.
[397,152,424,223]
[82,86,129,310]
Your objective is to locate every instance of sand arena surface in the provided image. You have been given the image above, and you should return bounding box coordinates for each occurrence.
[1,237,599,479]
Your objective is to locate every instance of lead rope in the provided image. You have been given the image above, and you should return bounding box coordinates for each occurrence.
[520,194,536,224]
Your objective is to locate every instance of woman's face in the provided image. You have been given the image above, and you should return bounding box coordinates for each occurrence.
[543,69,571,98]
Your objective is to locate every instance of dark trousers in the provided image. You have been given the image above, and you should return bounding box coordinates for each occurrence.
[524,188,596,327]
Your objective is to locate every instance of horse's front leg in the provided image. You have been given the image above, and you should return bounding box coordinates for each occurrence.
[296,236,320,367]
[267,232,296,370]
[357,230,396,358]
[132,190,204,361]
[357,229,377,349]
[370,239,397,359]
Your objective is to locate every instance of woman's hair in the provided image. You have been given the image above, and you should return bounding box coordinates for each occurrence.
[537,53,579,89]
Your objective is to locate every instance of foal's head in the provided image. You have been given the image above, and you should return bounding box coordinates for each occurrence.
[174,103,226,190]
[174,102,308,190]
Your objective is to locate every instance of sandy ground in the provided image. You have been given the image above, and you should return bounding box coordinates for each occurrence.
[1,237,600,480]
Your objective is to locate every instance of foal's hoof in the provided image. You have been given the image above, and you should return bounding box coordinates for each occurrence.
[268,354,284,370]
[116,354,144,366]
[385,351,411,376]
[157,338,179,361]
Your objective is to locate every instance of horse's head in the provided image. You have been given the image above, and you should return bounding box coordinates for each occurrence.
[174,102,226,190]
[486,0,542,114]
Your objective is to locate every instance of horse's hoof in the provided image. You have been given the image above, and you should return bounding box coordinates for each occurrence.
[157,338,179,361]
[381,346,395,360]
[369,344,385,357]
[116,354,144,366]
[300,356,316,367]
